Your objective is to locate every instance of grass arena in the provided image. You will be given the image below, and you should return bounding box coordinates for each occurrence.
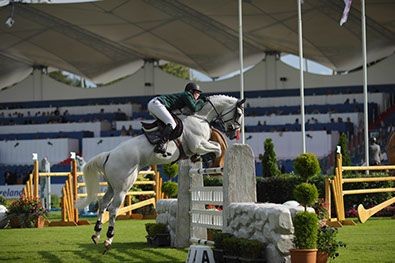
[1,144,394,262]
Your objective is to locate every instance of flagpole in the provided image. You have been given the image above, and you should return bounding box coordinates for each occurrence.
[238,0,245,144]
[297,0,306,153]
[361,0,369,166]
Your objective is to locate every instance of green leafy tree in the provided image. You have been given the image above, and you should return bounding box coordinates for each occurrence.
[337,133,351,166]
[259,138,280,177]
[49,71,74,86]
[160,62,190,80]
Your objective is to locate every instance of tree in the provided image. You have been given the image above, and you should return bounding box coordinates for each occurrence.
[337,133,351,166]
[160,62,190,80]
[259,138,280,177]
[49,71,85,87]
[49,71,74,86]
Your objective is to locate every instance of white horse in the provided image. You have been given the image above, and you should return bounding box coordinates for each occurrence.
[76,95,245,251]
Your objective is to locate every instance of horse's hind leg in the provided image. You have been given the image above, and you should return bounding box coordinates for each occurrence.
[103,190,127,252]
[92,185,114,245]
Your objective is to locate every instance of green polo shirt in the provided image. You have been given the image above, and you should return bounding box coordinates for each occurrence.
[158,91,205,112]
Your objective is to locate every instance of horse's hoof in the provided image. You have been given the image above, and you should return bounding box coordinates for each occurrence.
[103,240,111,254]
[91,235,99,245]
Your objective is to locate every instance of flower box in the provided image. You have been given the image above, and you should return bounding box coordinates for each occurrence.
[7,196,47,228]
[146,233,171,247]
[9,214,45,228]
[145,223,171,247]
[213,248,224,263]
[238,257,266,263]
[223,255,240,263]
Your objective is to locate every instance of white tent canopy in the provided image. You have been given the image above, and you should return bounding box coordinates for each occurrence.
[0,0,394,87]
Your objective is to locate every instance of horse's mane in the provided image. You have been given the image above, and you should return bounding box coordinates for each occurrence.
[207,94,237,101]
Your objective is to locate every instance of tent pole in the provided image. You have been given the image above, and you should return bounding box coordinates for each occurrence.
[297,0,306,153]
[361,0,369,167]
[238,0,245,144]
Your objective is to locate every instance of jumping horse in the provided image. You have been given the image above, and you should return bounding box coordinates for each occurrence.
[76,95,245,252]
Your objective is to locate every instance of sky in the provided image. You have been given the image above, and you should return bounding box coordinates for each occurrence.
[191,54,333,82]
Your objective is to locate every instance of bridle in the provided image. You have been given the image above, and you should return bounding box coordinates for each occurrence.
[207,98,245,131]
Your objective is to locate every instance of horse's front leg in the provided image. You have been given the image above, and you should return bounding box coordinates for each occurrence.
[92,186,114,245]
[191,140,222,157]
[103,191,127,253]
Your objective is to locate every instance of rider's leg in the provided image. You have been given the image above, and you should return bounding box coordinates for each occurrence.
[147,98,176,154]
[147,98,177,127]
[154,123,173,154]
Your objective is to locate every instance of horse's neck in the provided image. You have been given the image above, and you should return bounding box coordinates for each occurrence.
[196,98,228,122]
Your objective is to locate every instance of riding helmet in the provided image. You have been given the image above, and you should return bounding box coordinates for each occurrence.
[185,82,201,94]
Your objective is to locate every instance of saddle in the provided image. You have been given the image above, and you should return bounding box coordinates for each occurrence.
[141,115,227,166]
[141,114,183,145]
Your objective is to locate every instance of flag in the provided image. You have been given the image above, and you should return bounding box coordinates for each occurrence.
[340,0,353,26]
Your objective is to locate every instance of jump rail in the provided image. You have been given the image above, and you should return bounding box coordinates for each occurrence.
[325,151,395,226]
[22,153,163,227]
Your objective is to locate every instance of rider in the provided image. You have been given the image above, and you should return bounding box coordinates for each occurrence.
[147,82,206,154]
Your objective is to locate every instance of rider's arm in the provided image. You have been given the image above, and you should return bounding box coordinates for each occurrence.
[183,92,205,112]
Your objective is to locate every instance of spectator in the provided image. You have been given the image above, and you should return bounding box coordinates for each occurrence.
[4,171,17,185]
[120,125,128,136]
[39,157,51,210]
[127,125,133,136]
[369,137,382,165]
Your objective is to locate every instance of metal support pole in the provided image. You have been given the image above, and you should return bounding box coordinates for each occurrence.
[297,0,306,153]
[238,0,245,144]
[361,0,369,167]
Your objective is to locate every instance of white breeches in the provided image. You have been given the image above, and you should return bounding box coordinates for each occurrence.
[147,98,177,129]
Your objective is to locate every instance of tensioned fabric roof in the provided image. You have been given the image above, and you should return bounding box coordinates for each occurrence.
[0,0,394,86]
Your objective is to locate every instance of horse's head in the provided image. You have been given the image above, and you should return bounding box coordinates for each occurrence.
[224,98,245,139]
[206,95,246,140]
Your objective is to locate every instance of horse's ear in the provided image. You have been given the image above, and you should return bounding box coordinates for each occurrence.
[237,98,246,106]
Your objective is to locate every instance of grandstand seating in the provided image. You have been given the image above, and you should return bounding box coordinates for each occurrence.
[1,85,394,184]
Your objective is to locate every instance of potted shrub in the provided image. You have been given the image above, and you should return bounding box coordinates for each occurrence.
[291,172,319,262]
[239,238,265,263]
[6,195,47,228]
[145,222,170,247]
[222,236,241,263]
[294,153,321,183]
[213,232,233,263]
[317,225,346,263]
[291,210,319,263]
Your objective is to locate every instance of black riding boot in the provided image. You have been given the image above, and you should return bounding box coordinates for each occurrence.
[154,124,174,154]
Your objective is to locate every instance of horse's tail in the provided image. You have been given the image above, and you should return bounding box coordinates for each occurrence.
[75,152,108,209]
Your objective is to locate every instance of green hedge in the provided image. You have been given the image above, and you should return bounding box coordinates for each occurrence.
[203,176,223,186]
[256,172,393,217]
[257,174,302,203]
